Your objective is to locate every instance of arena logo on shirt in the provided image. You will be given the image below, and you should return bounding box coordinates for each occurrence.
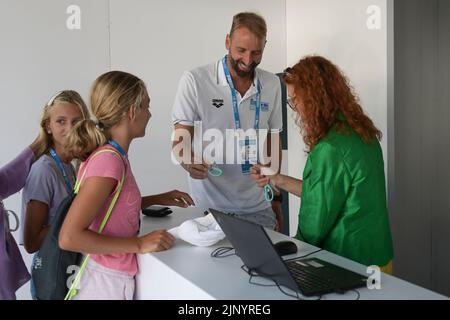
[212,98,224,108]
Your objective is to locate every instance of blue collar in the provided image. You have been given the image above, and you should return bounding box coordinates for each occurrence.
[108,139,127,158]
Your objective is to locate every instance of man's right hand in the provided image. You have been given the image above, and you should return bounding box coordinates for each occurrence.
[182,162,210,180]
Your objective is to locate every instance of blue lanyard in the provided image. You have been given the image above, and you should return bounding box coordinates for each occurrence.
[49,148,73,194]
[222,56,262,130]
[108,139,127,158]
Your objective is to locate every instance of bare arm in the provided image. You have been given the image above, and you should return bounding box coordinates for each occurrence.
[23,200,50,253]
[141,190,195,209]
[59,176,174,254]
[271,174,303,197]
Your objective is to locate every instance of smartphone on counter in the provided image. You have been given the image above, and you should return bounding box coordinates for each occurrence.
[141,205,173,217]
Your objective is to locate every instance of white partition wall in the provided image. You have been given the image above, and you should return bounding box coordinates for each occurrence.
[286,0,388,236]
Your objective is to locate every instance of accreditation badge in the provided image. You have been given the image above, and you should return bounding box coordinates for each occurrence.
[239,137,257,174]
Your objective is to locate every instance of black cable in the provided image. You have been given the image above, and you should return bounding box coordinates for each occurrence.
[241,265,299,297]
[210,246,235,258]
[241,265,276,286]
[284,249,323,262]
[322,289,360,300]
[276,283,306,300]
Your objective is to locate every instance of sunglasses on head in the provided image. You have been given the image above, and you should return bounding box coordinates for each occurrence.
[283,67,293,75]
[283,67,296,110]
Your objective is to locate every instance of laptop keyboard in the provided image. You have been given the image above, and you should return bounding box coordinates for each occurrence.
[286,258,367,296]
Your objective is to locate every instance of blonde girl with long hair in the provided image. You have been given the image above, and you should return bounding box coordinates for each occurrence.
[59,71,193,300]
[21,90,89,299]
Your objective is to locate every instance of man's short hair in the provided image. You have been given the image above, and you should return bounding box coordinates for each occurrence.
[230,12,267,40]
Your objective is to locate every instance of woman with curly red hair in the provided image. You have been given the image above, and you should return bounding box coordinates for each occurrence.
[251,55,393,273]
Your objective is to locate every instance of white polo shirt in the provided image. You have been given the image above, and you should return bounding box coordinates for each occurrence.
[172,58,282,214]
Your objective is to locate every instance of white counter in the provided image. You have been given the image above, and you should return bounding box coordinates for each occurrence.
[135,207,447,300]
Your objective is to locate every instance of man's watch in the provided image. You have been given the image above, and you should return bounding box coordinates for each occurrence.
[272,193,283,203]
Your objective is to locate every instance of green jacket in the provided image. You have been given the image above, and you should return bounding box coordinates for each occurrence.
[296,126,394,267]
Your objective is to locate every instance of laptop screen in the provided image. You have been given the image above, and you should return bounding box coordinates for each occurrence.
[209,208,299,292]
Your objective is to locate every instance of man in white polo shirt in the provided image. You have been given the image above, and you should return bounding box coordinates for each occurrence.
[172,12,283,230]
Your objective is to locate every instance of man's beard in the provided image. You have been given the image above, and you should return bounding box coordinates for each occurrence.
[229,55,258,78]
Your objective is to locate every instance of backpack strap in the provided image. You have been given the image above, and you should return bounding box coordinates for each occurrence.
[65,148,126,300]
